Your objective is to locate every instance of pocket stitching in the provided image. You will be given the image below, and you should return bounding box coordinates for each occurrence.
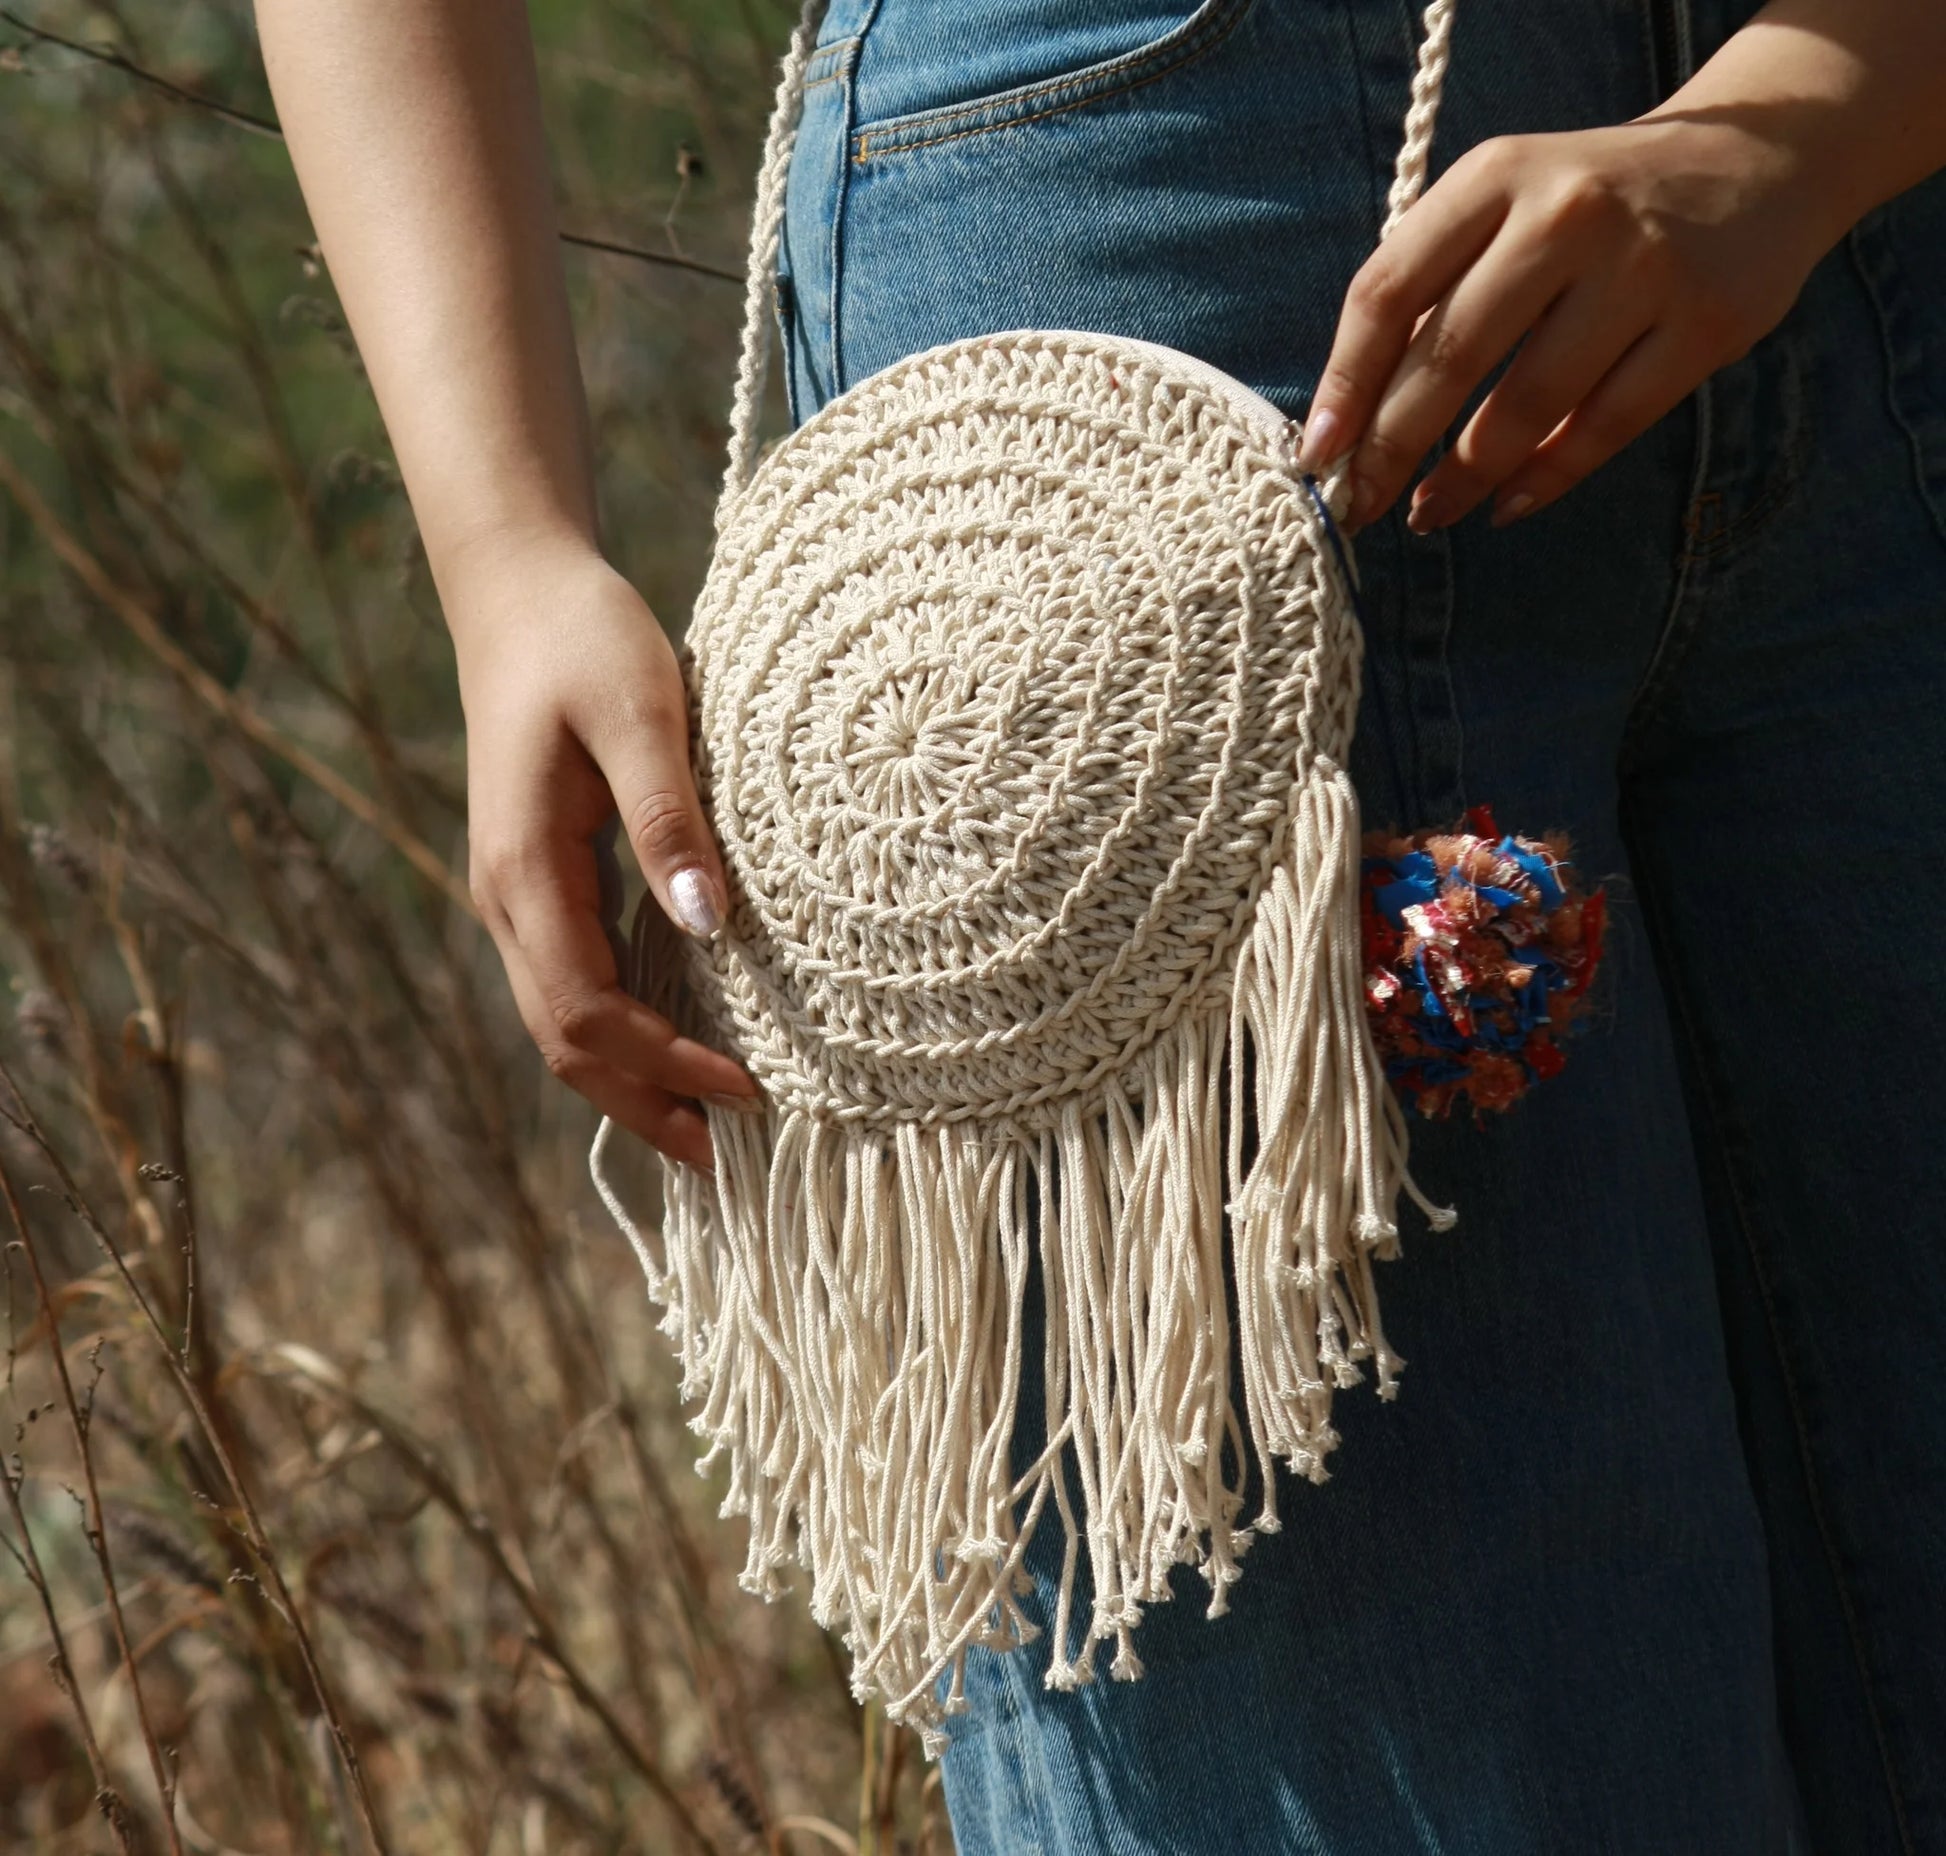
[822,17,875,395]
[852,0,1251,163]
[804,34,859,89]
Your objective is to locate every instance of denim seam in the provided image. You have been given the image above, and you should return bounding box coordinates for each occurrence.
[1616,377,1713,752]
[823,16,875,395]
[1846,218,1946,558]
[1678,321,1811,566]
[1413,438,1464,820]
[1619,0,1707,746]
[1338,0,1382,245]
[1618,792,1919,1856]
[1432,525,1464,816]
[1643,0,1696,102]
[851,0,1252,161]
[805,34,858,86]
[1677,468,1794,563]
[1390,517,1464,824]
[1341,5,1463,825]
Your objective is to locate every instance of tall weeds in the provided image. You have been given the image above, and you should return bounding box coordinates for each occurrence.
[0,5,946,1848]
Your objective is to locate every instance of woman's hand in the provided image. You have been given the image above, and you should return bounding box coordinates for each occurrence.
[453,538,760,1172]
[256,0,768,1170]
[1298,113,1838,533]
[1301,0,1946,533]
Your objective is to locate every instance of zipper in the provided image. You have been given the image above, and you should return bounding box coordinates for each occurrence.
[894,325,1357,590]
[1035,329,1306,473]
[878,326,1308,465]
[1077,330,1358,590]
[1090,332,1291,439]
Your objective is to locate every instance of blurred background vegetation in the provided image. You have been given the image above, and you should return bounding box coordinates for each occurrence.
[0,3,950,1849]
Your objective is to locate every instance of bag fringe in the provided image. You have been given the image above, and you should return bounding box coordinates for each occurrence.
[593,754,1456,1756]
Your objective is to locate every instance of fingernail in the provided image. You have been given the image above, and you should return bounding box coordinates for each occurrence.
[704,1090,767,1116]
[669,865,723,938]
[1406,491,1452,535]
[1297,407,1343,473]
[1491,491,1536,528]
[1344,471,1374,530]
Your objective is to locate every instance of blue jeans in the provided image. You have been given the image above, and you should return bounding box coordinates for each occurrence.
[775,3,1946,1849]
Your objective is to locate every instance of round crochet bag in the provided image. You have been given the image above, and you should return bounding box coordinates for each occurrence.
[593,0,1466,1752]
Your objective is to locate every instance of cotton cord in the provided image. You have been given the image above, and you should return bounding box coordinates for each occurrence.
[722,0,1456,512]
[1383,0,1457,238]
[716,0,831,524]
[1320,0,1457,517]
[591,0,1462,1756]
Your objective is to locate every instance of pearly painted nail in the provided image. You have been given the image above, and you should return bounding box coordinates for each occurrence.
[1297,407,1344,473]
[669,865,723,938]
[1491,491,1536,528]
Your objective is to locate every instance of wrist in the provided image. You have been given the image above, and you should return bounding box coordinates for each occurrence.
[433,519,610,628]
[1625,106,1858,271]
[1639,20,1905,248]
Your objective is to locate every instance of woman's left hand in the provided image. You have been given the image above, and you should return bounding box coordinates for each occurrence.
[1297,113,1847,533]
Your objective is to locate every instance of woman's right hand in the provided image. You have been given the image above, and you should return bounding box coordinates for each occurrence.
[252,0,760,1166]
[451,536,761,1173]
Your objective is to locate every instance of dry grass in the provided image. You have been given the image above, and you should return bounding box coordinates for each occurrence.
[0,4,948,1849]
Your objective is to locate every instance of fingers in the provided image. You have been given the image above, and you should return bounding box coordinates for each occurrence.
[1340,218,1583,530]
[457,558,761,1175]
[476,801,760,1175]
[494,919,720,1173]
[1405,268,1647,529]
[1296,144,1513,476]
[1486,323,1697,524]
[1295,122,1806,535]
[599,688,732,944]
[485,830,757,1102]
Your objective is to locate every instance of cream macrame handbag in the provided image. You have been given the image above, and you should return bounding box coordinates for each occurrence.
[592,0,1462,1753]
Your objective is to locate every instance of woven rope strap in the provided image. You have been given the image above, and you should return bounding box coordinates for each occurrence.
[720,0,1457,518]
[592,0,1463,1755]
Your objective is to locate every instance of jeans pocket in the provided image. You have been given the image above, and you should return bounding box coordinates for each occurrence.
[850,0,1255,163]
[779,30,863,412]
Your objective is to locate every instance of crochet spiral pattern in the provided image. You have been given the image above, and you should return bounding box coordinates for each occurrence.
[591,0,1464,1754]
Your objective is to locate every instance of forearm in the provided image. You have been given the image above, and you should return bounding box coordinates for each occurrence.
[1644,0,1946,240]
[254,0,597,609]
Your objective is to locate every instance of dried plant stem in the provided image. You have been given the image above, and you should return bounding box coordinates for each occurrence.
[0,1065,393,1856]
[0,9,744,281]
[0,1436,140,1854]
[0,290,465,824]
[0,449,472,914]
[610,1388,777,1825]
[261,1343,725,1856]
[0,792,174,1296]
[771,1817,858,1855]
[916,1769,946,1856]
[0,0,934,1833]
[119,79,440,901]
[1,1160,187,1854]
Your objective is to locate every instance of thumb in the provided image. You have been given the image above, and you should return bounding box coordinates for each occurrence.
[600,727,729,943]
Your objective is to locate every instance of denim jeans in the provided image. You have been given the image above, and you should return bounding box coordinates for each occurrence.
[773,3,1946,1849]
